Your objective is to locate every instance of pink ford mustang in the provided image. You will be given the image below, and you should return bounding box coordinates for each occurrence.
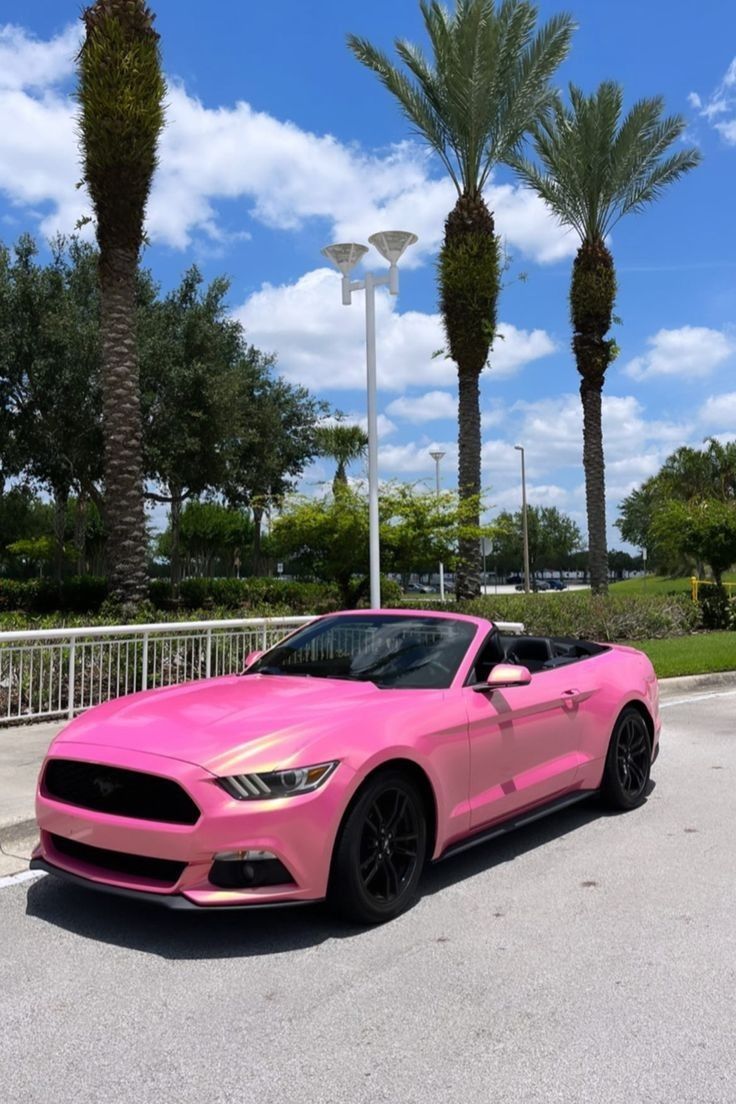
[32,610,660,924]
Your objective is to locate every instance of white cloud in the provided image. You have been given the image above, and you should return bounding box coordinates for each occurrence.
[237,267,556,393]
[699,391,736,431]
[0,25,575,265]
[690,57,736,144]
[0,23,78,91]
[386,390,456,423]
[623,326,736,381]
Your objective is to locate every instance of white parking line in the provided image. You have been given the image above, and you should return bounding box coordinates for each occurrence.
[0,868,43,891]
[660,688,736,708]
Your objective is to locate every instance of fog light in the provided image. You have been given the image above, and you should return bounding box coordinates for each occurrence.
[213,849,277,862]
[209,851,294,889]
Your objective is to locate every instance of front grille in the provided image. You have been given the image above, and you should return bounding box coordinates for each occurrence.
[43,759,200,825]
[51,834,186,885]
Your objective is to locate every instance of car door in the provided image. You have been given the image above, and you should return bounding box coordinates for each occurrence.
[463,646,600,829]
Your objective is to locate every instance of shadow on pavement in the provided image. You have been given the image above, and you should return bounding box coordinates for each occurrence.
[24,785,654,960]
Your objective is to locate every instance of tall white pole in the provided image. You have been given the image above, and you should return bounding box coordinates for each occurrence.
[434,455,445,601]
[517,446,531,594]
[365,273,381,609]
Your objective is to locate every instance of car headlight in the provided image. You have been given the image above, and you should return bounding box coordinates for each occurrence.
[217,761,338,800]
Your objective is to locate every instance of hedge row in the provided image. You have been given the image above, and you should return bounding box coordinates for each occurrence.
[0,574,404,617]
[435,592,702,641]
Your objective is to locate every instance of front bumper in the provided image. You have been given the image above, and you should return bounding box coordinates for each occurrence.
[29,856,320,910]
[34,742,348,908]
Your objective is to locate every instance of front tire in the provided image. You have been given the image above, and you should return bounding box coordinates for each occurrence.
[329,770,428,924]
[601,707,652,810]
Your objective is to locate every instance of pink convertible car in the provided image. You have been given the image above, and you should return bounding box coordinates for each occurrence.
[32,610,660,923]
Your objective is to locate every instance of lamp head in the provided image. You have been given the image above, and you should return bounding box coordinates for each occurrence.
[368,231,418,265]
[321,242,368,276]
[429,450,446,463]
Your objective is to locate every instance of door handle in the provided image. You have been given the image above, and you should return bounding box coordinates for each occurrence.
[561,688,595,705]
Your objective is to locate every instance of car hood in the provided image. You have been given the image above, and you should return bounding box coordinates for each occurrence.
[53,674,395,774]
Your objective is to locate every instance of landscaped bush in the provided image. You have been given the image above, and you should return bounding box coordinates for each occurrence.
[0,575,109,614]
[698,587,736,631]
[154,576,341,614]
[419,592,702,641]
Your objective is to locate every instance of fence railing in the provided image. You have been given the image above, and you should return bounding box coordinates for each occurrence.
[0,616,311,726]
[690,577,736,602]
[0,613,526,727]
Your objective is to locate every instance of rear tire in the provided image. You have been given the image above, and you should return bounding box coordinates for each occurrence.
[329,770,428,924]
[601,707,652,811]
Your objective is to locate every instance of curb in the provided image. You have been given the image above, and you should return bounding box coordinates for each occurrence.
[657,670,736,700]
[0,818,37,848]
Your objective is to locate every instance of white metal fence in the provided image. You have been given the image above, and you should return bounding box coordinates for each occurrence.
[0,616,311,726]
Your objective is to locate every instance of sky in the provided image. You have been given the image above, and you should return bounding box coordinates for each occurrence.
[1,0,735,550]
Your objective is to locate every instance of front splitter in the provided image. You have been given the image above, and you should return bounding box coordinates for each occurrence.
[29,857,320,911]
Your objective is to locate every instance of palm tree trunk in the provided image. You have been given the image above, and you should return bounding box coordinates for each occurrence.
[99,244,148,608]
[579,379,609,594]
[570,240,617,595]
[439,191,500,602]
[456,369,481,599]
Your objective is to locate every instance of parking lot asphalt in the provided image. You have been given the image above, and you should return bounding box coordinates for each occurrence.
[1,688,735,1104]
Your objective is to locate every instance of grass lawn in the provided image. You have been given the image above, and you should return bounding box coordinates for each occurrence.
[629,633,736,679]
[610,573,736,596]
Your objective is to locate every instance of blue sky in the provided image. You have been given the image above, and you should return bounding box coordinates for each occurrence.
[1,1,735,549]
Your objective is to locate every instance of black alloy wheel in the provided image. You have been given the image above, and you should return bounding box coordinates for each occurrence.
[601,707,652,810]
[329,770,428,924]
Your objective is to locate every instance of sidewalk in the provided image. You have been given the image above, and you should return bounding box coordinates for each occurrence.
[1,670,735,873]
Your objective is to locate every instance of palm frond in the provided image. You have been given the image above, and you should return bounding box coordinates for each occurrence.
[348,1,574,197]
[512,79,701,244]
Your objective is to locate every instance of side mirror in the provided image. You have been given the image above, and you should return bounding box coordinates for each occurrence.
[242,650,264,672]
[472,662,532,692]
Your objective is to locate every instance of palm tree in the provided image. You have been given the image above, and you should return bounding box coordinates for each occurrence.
[78,0,166,608]
[316,423,369,494]
[511,82,701,593]
[348,1,574,599]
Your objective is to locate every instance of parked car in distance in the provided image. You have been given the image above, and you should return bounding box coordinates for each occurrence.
[506,574,522,585]
[546,578,568,590]
[515,579,550,591]
[404,582,435,594]
[33,609,661,925]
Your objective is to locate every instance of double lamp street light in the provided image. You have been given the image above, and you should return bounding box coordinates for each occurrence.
[322,231,417,609]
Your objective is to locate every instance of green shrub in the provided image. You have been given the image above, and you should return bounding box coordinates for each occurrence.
[698,587,736,631]
[0,576,108,614]
[418,592,701,641]
[158,577,342,614]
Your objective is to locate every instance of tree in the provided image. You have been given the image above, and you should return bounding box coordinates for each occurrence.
[493,505,582,577]
[156,500,253,578]
[139,268,243,589]
[271,483,490,605]
[315,421,368,494]
[512,83,700,594]
[78,0,166,608]
[223,362,326,572]
[617,438,736,573]
[348,0,573,600]
[0,236,103,580]
[651,499,736,586]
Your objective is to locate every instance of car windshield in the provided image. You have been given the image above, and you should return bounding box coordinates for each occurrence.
[248,615,477,689]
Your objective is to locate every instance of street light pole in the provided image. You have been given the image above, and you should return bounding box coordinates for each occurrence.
[515,444,531,594]
[429,449,445,601]
[322,233,417,609]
